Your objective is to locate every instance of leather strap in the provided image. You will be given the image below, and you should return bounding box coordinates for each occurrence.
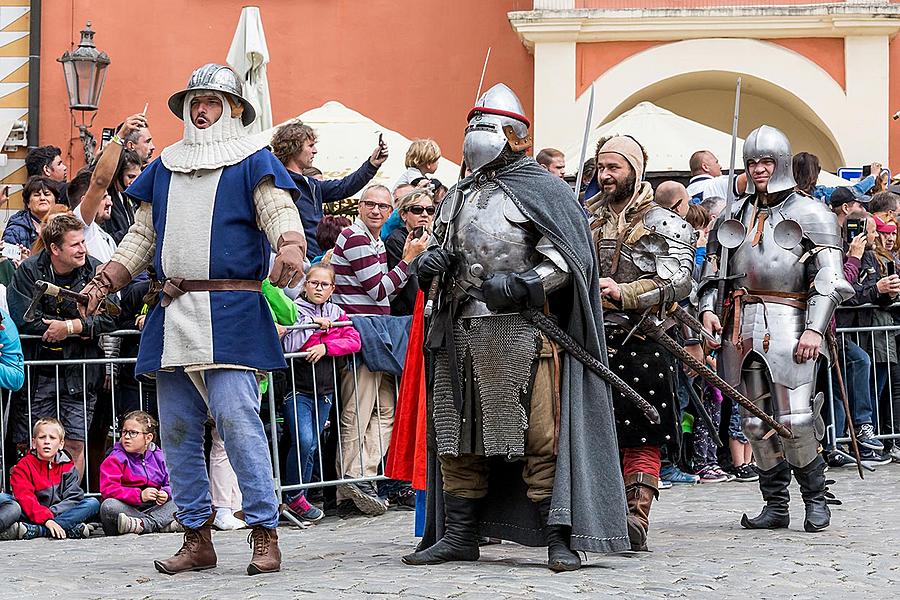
[159,278,262,308]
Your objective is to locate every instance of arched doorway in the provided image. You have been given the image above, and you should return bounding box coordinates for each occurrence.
[605,71,843,171]
[579,38,864,172]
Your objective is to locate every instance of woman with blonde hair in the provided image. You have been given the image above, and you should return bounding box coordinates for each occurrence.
[394,139,441,191]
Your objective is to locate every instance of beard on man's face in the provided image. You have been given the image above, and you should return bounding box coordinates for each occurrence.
[598,171,636,204]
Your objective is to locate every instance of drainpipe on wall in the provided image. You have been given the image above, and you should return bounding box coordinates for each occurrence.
[27,0,41,148]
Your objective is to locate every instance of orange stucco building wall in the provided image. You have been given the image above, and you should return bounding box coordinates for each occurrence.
[38,0,533,170]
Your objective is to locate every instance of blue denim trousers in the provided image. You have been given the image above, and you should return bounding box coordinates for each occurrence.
[48,497,100,530]
[156,368,279,529]
[0,493,21,530]
[283,391,332,501]
[832,340,875,443]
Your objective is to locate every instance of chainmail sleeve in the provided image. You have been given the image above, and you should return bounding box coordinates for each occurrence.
[254,176,304,249]
[110,201,156,277]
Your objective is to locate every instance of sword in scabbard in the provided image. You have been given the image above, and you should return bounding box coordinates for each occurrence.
[520,308,660,425]
[635,315,794,440]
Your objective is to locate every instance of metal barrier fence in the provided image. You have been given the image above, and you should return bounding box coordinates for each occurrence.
[829,323,900,456]
[0,322,398,516]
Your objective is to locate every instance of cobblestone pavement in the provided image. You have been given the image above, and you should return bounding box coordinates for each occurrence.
[1,464,898,600]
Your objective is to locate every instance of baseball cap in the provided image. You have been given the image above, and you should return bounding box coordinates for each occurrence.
[830,186,869,208]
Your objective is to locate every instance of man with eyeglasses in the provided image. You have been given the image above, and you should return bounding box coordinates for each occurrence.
[330,184,428,515]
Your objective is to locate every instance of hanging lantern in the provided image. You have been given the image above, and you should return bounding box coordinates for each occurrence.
[58,21,110,112]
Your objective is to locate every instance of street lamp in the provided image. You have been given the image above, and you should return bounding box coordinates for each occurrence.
[58,21,110,164]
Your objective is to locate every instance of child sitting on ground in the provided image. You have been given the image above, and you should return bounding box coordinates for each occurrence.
[99,410,179,535]
[8,417,100,539]
[281,261,361,523]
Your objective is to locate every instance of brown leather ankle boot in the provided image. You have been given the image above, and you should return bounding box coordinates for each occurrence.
[154,517,217,575]
[247,526,281,575]
[624,472,658,552]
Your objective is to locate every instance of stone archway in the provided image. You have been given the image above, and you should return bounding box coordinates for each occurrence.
[567,38,887,171]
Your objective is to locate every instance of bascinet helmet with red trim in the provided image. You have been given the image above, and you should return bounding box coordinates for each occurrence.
[463,83,533,173]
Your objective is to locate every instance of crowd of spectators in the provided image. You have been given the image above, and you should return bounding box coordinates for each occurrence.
[0,111,898,543]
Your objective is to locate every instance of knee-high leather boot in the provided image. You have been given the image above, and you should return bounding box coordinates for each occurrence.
[741,460,791,529]
[625,473,658,552]
[537,498,581,571]
[402,493,480,565]
[792,455,830,533]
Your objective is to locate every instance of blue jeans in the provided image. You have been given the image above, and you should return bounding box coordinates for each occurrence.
[283,391,332,501]
[0,493,21,530]
[48,497,100,530]
[832,340,874,443]
[156,368,279,529]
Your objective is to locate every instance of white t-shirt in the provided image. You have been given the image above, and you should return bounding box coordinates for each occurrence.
[73,204,117,263]
[686,174,733,204]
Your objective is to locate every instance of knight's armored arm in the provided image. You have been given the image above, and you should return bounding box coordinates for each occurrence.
[697,240,721,315]
[534,236,571,294]
[618,217,697,311]
[806,245,854,335]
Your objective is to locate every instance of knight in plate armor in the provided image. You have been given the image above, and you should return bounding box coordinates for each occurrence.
[402,83,629,570]
[699,125,853,533]
[587,135,698,551]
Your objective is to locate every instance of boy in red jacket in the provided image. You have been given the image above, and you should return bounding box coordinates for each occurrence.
[8,417,100,539]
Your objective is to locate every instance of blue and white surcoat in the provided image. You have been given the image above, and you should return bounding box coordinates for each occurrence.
[126,149,298,375]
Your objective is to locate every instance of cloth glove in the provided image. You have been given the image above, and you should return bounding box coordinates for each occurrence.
[79,260,132,318]
[415,247,457,291]
[270,231,307,288]
[481,270,545,313]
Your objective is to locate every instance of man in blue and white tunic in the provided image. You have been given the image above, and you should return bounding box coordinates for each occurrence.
[82,64,306,576]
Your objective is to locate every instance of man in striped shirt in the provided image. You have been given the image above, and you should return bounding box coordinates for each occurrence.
[330,184,427,514]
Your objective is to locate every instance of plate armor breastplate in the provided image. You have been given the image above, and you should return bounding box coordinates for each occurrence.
[442,180,543,317]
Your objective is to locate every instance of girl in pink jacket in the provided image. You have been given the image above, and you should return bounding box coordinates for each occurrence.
[281,263,361,522]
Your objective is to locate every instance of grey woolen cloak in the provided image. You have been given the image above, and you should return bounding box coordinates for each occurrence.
[420,156,630,554]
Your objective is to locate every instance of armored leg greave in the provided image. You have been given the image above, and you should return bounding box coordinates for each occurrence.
[740,461,791,530]
[402,493,480,566]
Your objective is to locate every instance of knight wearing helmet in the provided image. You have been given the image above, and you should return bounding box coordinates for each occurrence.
[81,64,307,574]
[402,83,629,571]
[699,125,853,533]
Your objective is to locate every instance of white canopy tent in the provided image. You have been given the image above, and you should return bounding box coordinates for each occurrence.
[252,101,461,190]
[564,101,849,187]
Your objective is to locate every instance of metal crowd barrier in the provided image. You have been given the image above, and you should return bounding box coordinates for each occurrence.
[828,322,900,454]
[0,322,400,509]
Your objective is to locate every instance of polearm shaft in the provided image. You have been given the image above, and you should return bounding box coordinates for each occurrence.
[715,77,742,318]
[638,318,794,440]
[521,308,661,425]
[826,332,865,479]
[424,47,492,318]
[573,84,594,200]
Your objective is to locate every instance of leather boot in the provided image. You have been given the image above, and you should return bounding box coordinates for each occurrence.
[624,473,658,551]
[537,498,581,571]
[402,493,480,565]
[741,461,791,530]
[154,516,217,575]
[792,455,831,533]
[247,526,281,575]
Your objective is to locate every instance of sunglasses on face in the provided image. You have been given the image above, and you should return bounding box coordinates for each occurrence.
[403,205,436,216]
[360,200,393,212]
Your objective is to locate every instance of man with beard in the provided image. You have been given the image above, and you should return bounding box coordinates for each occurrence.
[585,135,696,551]
[80,64,306,574]
[700,125,853,532]
[403,83,629,571]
